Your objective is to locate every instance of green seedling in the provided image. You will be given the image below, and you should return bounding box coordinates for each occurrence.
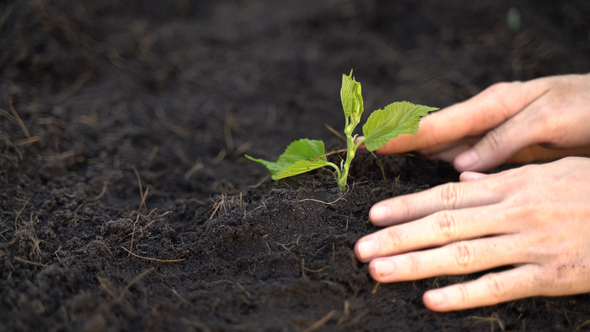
[246,70,438,191]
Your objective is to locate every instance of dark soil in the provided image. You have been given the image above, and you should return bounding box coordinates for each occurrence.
[2,0,590,331]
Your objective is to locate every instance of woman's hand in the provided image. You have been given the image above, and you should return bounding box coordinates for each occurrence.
[355,157,590,311]
[372,73,590,171]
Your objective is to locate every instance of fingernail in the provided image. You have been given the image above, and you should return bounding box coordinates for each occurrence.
[460,171,488,181]
[370,205,391,223]
[357,240,378,260]
[427,291,447,306]
[455,149,479,170]
[373,260,395,277]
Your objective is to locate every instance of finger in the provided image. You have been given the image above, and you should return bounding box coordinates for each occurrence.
[368,176,506,226]
[367,235,521,282]
[453,111,546,171]
[452,82,563,172]
[375,80,549,156]
[437,141,590,170]
[374,113,469,155]
[354,136,366,148]
[459,172,487,181]
[507,144,590,164]
[424,140,590,167]
[423,264,540,311]
[426,143,472,163]
[356,205,513,262]
[419,136,481,157]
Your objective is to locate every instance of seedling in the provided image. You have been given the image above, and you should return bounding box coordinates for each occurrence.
[246,70,438,191]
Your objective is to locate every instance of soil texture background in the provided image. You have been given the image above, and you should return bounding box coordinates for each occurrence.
[1,0,590,331]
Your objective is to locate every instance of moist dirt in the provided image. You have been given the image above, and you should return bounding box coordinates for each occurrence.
[1,0,590,331]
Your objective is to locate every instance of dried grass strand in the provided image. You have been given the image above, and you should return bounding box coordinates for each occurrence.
[324,124,346,142]
[120,246,186,263]
[9,100,31,138]
[126,215,140,257]
[14,256,47,267]
[92,181,108,201]
[181,318,211,332]
[298,188,348,205]
[302,310,338,332]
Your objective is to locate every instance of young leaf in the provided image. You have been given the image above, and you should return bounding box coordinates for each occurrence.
[245,139,330,180]
[341,71,364,120]
[362,101,438,151]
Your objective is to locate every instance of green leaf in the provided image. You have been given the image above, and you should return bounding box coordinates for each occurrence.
[362,101,438,151]
[341,70,364,120]
[245,139,329,180]
[270,159,331,180]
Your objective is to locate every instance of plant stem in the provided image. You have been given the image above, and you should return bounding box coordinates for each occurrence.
[337,129,358,191]
[326,162,342,179]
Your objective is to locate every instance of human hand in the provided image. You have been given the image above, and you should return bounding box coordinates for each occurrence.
[370,73,590,172]
[354,157,590,311]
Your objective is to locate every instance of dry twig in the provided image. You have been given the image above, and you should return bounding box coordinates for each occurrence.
[325,124,346,142]
[576,320,590,330]
[52,71,92,104]
[309,148,347,162]
[9,100,31,138]
[298,188,349,205]
[14,200,28,229]
[184,160,203,180]
[181,318,211,332]
[120,246,186,263]
[13,256,47,268]
[467,313,505,332]
[303,310,338,332]
[126,215,140,257]
[248,174,270,189]
[114,267,155,304]
[172,289,191,305]
[208,195,227,220]
[15,136,39,146]
[133,167,149,210]
[92,181,108,201]
[371,282,381,295]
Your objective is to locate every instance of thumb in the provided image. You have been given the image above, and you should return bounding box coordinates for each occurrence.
[453,119,539,172]
[355,136,366,149]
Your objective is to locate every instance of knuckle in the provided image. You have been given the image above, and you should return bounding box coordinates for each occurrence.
[483,273,507,299]
[432,211,457,241]
[509,164,540,183]
[451,241,474,270]
[484,82,511,97]
[407,253,422,275]
[536,114,565,145]
[523,164,544,178]
[484,82,516,118]
[398,196,418,221]
[483,128,505,152]
[456,283,470,304]
[516,163,538,175]
[383,228,403,248]
[437,183,461,210]
[507,164,545,190]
